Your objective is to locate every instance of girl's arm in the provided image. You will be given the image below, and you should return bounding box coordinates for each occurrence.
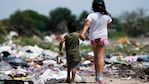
[107,22,112,29]
[80,20,91,41]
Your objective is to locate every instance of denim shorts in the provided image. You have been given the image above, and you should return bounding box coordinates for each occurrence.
[90,38,109,47]
[67,61,80,70]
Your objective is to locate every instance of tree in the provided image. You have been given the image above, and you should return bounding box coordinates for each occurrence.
[9,10,49,37]
[111,17,122,31]
[0,20,9,43]
[119,8,149,37]
[48,7,76,34]
[0,19,10,35]
[77,11,89,31]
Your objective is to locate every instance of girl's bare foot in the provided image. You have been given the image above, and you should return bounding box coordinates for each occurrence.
[70,81,75,84]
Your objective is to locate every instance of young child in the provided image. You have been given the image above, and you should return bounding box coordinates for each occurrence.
[59,21,81,83]
[80,0,112,84]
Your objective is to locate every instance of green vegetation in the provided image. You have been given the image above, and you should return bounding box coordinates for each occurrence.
[0,8,149,55]
[109,31,127,38]
[0,8,149,38]
[0,35,7,44]
[80,44,91,53]
[13,36,59,52]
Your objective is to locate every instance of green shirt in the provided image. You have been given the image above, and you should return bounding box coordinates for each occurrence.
[64,32,81,63]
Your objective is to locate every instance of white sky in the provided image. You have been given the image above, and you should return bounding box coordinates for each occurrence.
[0,0,149,19]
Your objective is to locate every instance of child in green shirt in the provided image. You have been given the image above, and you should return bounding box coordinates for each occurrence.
[59,21,82,83]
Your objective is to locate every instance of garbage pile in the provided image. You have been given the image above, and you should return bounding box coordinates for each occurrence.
[0,44,86,84]
[104,54,149,82]
[0,33,149,83]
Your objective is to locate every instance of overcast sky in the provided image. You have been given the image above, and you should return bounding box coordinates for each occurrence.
[0,0,149,19]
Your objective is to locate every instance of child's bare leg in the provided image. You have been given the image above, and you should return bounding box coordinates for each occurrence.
[71,68,76,83]
[67,68,71,82]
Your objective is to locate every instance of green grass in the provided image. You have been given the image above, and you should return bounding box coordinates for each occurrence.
[0,35,7,44]
[109,31,127,38]
[13,36,59,52]
[1,35,147,56]
[80,44,91,53]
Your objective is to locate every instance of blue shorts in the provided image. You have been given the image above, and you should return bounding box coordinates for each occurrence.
[67,61,80,70]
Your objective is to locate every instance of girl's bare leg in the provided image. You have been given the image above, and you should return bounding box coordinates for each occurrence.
[92,45,106,79]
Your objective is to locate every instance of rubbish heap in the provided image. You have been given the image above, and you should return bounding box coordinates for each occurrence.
[104,53,149,82]
[0,43,87,84]
[0,33,149,83]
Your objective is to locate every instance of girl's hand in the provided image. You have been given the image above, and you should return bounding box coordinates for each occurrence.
[80,34,85,41]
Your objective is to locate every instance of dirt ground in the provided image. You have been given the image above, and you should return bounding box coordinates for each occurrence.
[78,60,149,84]
[81,75,149,84]
[56,75,149,84]
[56,66,149,84]
[56,37,149,84]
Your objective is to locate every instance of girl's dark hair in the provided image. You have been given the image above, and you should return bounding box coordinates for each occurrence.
[92,0,109,15]
[67,21,77,33]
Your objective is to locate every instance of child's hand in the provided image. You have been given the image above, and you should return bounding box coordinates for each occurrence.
[59,51,63,56]
[80,34,85,41]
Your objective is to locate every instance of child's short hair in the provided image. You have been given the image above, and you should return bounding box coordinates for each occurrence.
[67,21,77,32]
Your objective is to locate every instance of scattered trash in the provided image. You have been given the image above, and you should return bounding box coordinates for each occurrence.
[0,34,148,83]
[121,76,131,80]
[4,56,27,67]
